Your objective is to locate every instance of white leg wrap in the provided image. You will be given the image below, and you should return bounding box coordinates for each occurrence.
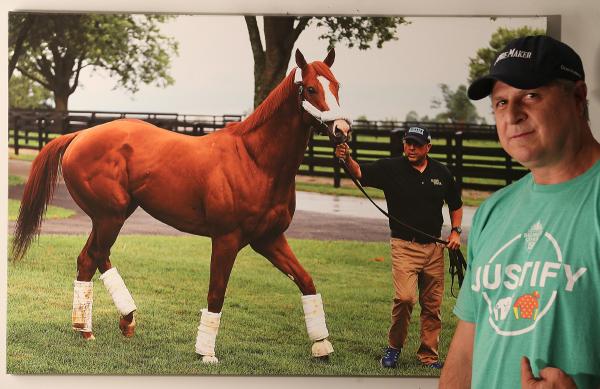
[301,293,330,341]
[195,308,222,363]
[72,280,93,332]
[312,339,334,357]
[99,267,137,316]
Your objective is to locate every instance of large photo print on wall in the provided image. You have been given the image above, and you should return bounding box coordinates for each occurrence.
[7,12,545,376]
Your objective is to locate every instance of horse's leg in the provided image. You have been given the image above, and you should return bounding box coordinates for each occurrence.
[195,233,242,364]
[250,233,334,359]
[72,211,138,340]
[72,232,98,340]
[95,211,139,338]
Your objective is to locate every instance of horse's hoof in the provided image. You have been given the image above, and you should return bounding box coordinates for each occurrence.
[311,339,334,358]
[80,331,95,341]
[119,315,136,338]
[199,355,219,364]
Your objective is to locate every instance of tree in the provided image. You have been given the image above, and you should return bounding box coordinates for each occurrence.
[431,83,484,124]
[468,26,545,83]
[244,16,408,108]
[9,74,53,109]
[8,14,37,79]
[9,13,179,111]
[404,110,420,122]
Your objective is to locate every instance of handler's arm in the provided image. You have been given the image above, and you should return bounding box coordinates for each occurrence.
[334,143,362,179]
[439,320,474,388]
[447,207,463,250]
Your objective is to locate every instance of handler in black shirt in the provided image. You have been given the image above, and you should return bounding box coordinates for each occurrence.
[335,126,463,369]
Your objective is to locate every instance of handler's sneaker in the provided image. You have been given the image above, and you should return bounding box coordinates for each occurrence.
[422,361,444,369]
[380,347,401,368]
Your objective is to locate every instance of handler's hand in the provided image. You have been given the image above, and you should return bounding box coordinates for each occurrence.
[335,143,350,161]
[521,356,576,389]
[446,231,461,250]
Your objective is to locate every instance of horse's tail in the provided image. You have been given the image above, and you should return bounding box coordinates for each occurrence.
[11,132,80,261]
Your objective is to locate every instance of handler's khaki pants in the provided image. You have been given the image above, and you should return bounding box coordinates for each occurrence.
[388,238,444,364]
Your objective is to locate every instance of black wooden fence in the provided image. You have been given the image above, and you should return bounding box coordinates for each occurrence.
[8,109,528,192]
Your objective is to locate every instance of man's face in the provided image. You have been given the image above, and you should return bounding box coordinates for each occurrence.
[491,80,586,169]
[403,139,431,165]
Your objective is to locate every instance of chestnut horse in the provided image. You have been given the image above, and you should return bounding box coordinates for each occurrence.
[12,49,351,363]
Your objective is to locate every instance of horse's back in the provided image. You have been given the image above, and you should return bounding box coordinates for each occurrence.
[59,118,293,237]
[60,119,192,216]
[59,119,235,232]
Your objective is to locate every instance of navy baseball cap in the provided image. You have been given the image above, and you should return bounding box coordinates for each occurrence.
[468,35,585,100]
[404,126,431,145]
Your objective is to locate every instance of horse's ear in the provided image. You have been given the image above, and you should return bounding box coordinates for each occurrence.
[295,49,308,69]
[323,48,335,67]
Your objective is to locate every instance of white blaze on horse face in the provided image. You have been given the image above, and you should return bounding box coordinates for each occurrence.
[317,76,340,112]
[312,75,351,134]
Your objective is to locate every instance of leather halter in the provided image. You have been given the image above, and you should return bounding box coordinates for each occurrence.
[293,67,351,134]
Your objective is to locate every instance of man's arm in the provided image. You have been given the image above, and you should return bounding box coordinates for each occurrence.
[447,207,463,250]
[334,143,361,178]
[439,320,474,388]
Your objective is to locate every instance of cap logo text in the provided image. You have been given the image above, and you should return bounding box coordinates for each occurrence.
[560,65,582,79]
[494,48,533,66]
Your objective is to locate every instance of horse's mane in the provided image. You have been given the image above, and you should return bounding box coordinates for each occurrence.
[229,69,297,134]
[227,61,338,135]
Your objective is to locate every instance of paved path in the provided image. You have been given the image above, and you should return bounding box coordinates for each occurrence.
[9,159,474,243]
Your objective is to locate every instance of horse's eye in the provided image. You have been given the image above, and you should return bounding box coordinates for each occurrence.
[307,86,316,94]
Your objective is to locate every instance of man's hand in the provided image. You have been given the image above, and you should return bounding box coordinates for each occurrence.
[335,143,350,161]
[521,356,577,389]
[446,230,461,250]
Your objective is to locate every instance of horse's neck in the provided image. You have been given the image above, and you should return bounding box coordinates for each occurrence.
[242,98,310,179]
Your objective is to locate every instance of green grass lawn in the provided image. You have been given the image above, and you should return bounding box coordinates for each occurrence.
[9,175,76,221]
[296,181,488,207]
[296,181,385,200]
[7,235,464,376]
[8,199,75,221]
[9,152,37,161]
[9,175,26,186]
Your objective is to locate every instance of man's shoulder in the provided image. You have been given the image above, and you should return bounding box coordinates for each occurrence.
[427,157,453,176]
[363,156,407,168]
[476,173,532,215]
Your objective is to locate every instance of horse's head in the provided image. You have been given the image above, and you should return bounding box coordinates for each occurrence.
[294,49,352,145]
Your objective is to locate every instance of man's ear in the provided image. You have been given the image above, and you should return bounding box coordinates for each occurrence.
[573,80,588,119]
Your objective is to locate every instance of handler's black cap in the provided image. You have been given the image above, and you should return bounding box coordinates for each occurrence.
[404,126,431,145]
[468,35,585,100]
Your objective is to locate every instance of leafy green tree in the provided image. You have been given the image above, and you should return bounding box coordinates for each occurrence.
[245,16,409,107]
[468,26,545,83]
[431,83,484,124]
[404,110,420,122]
[9,13,179,111]
[9,74,53,109]
[8,14,36,79]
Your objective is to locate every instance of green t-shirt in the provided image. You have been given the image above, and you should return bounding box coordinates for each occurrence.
[454,160,600,389]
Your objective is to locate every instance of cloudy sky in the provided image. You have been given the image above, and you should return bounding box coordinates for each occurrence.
[68,15,546,123]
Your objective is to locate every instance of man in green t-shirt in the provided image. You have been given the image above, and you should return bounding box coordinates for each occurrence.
[439,35,600,389]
